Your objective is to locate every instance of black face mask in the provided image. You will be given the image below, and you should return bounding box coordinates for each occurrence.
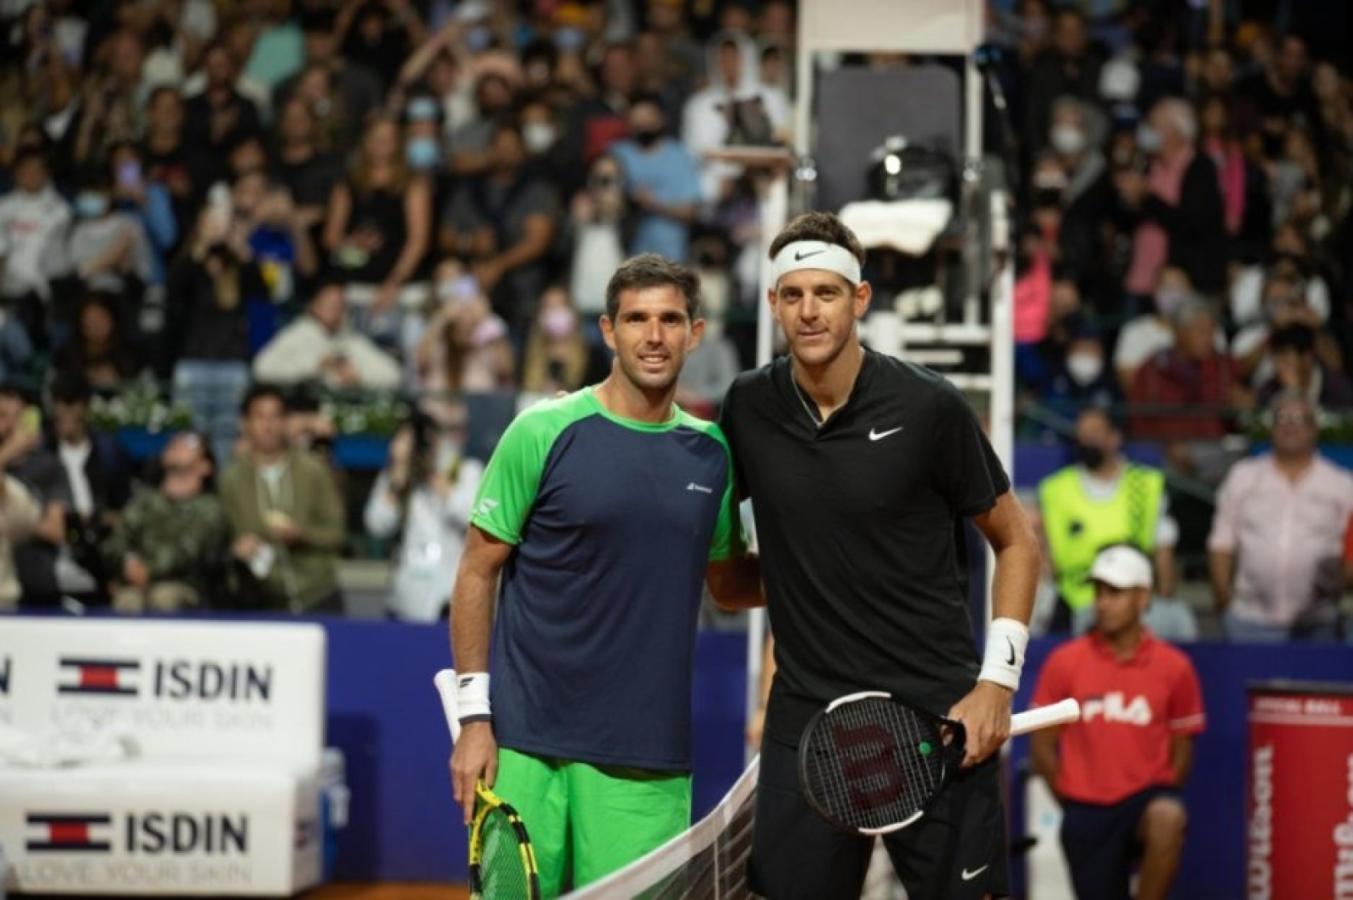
[633,128,663,148]
[1075,442,1106,470]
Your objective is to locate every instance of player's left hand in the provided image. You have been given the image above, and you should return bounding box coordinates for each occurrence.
[946,680,1013,768]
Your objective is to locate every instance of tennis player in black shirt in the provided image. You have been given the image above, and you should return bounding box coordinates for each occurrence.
[709,212,1041,899]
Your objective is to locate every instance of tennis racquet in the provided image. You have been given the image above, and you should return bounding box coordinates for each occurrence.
[798,692,1080,835]
[435,669,542,900]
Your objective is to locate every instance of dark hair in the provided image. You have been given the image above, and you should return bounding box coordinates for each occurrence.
[1270,323,1316,353]
[12,146,48,171]
[1078,404,1124,434]
[147,84,181,108]
[0,383,27,403]
[299,7,337,34]
[284,385,323,414]
[604,254,701,321]
[769,211,866,265]
[630,92,666,113]
[240,383,286,416]
[490,113,524,142]
[50,376,93,406]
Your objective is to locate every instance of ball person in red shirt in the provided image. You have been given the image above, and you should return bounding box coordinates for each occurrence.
[1030,543,1205,900]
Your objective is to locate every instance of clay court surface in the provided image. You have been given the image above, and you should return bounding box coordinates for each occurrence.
[310,886,469,899]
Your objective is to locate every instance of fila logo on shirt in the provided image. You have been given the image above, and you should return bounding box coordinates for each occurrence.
[1081,692,1153,726]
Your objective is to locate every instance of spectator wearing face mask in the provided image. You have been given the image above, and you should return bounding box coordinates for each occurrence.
[59,167,157,301]
[519,286,607,395]
[403,94,448,179]
[1118,98,1227,298]
[1038,407,1178,634]
[1042,328,1119,426]
[610,94,702,263]
[1022,9,1105,158]
[1046,97,1115,289]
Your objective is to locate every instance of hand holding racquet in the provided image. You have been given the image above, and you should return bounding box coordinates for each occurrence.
[435,669,542,900]
[799,691,1079,835]
[436,670,499,825]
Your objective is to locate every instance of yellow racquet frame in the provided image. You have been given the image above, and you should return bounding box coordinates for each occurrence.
[469,779,541,900]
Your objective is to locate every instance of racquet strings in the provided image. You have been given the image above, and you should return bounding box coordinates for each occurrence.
[800,697,949,831]
[475,805,534,898]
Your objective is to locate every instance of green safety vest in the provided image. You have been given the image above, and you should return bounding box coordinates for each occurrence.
[1037,464,1165,611]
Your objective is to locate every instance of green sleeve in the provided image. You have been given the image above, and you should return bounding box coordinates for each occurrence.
[708,475,737,562]
[470,401,571,545]
[700,420,739,563]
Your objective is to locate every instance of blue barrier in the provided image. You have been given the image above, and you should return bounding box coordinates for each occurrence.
[322,617,747,883]
[11,608,1344,892]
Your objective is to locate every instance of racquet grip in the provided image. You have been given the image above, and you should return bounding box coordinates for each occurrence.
[434,669,461,742]
[1010,698,1080,736]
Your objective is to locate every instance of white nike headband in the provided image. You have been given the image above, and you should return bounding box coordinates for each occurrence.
[770,241,862,287]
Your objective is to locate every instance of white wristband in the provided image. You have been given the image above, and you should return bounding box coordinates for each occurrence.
[978,618,1028,691]
[456,672,491,723]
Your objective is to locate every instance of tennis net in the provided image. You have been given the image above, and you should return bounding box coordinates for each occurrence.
[565,756,760,899]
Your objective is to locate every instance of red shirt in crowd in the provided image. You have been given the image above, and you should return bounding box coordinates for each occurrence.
[1127,348,1235,440]
[1031,630,1206,805]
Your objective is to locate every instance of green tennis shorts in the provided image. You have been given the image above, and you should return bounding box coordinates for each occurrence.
[492,747,691,896]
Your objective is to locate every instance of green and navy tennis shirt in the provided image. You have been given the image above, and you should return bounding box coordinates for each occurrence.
[470,387,736,771]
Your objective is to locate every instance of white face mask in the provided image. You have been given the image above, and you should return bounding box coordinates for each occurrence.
[523,122,557,154]
[1066,353,1104,386]
[1136,123,1163,154]
[1051,124,1086,157]
[1155,287,1189,318]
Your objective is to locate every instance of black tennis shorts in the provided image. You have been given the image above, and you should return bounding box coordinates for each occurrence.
[1059,786,1180,900]
[747,734,1009,899]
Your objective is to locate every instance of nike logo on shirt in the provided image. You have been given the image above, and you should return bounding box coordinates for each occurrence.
[961,865,989,881]
[687,482,713,494]
[869,427,903,441]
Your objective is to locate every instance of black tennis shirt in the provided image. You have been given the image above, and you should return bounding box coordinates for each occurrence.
[720,349,1011,745]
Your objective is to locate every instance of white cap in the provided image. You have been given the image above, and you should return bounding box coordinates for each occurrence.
[1088,545,1153,590]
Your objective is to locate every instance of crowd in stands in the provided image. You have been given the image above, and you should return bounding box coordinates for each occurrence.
[0,0,1349,633]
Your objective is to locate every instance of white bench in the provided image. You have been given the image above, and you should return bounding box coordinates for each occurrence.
[0,618,344,896]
